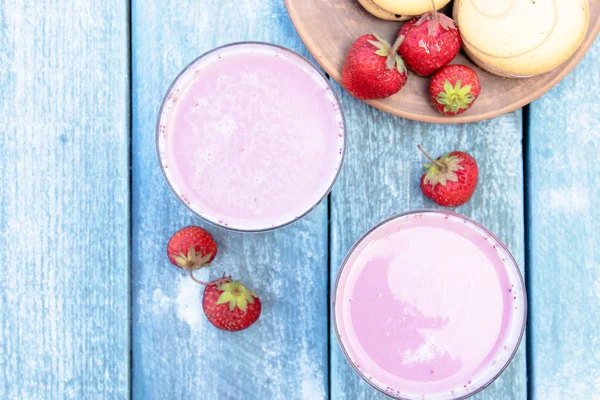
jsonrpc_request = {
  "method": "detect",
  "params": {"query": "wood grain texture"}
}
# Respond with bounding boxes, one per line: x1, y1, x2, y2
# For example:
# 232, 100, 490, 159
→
527, 37, 600, 400
329, 84, 527, 399
0, 1, 129, 399
131, 1, 328, 399
285, 0, 600, 124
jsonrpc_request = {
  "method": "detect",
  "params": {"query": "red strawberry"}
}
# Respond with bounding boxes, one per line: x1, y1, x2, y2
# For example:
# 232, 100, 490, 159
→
418, 145, 478, 207
203, 279, 261, 331
398, 12, 461, 77
429, 65, 481, 116
167, 226, 217, 271
342, 34, 408, 100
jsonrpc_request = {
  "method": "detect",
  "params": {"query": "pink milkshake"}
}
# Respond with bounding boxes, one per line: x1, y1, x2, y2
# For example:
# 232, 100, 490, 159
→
157, 42, 345, 231
334, 211, 526, 400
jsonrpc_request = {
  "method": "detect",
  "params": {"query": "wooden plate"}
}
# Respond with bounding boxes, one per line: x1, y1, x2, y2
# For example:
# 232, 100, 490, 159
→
285, 0, 600, 124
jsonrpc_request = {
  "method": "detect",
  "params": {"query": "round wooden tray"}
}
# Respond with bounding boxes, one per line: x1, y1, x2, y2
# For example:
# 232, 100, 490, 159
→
285, 0, 600, 124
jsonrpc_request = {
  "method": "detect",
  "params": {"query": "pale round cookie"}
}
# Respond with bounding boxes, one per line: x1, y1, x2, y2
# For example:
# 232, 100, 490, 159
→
456, 0, 590, 77
462, 44, 522, 78
357, 0, 412, 21
371, 0, 451, 16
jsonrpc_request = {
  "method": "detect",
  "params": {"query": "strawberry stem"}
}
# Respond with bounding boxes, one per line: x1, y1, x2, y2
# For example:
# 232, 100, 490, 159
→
430, 0, 436, 13
386, 35, 404, 70
390, 35, 404, 54
418, 144, 443, 169
188, 269, 232, 287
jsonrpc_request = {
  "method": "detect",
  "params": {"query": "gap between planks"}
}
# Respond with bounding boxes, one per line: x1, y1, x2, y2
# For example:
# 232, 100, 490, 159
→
522, 104, 533, 400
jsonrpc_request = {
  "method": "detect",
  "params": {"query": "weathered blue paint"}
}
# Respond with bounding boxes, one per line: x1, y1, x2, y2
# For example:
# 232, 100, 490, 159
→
527, 37, 600, 400
329, 83, 527, 399
1, 0, 599, 399
131, 1, 329, 399
0, 1, 129, 399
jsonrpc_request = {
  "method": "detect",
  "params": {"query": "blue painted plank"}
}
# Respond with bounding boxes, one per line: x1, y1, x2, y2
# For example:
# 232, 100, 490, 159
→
0, 1, 129, 399
131, 1, 329, 399
527, 37, 600, 399
330, 84, 527, 399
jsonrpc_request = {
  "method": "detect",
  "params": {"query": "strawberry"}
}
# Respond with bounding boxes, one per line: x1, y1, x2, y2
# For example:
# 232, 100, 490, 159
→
342, 34, 408, 100
418, 145, 478, 207
429, 65, 481, 116
203, 279, 261, 331
167, 226, 217, 271
398, 12, 461, 77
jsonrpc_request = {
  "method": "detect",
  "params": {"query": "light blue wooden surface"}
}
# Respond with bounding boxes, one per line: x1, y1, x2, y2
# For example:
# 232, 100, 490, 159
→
131, 1, 329, 399
1, 0, 600, 399
527, 36, 600, 400
329, 87, 526, 400
0, 0, 130, 399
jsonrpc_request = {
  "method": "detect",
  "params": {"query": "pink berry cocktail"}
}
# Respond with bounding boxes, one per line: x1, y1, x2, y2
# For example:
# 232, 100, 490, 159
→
157, 42, 345, 231
333, 210, 526, 400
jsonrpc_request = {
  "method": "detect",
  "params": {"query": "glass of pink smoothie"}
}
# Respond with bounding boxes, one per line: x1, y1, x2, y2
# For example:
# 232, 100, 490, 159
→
333, 210, 527, 400
157, 42, 345, 232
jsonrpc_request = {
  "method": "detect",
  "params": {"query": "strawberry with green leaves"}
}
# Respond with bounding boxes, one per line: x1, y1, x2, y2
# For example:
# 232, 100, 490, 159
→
418, 145, 478, 207
429, 64, 481, 116
167, 226, 261, 331
398, 11, 461, 77
167, 226, 217, 271
202, 279, 261, 331
342, 34, 408, 100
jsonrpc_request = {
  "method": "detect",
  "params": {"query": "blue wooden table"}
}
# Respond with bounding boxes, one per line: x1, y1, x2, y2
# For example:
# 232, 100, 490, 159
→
1, 1, 599, 399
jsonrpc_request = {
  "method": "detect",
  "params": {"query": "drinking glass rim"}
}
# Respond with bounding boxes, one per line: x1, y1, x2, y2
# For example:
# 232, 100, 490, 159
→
155, 41, 347, 233
331, 209, 528, 400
